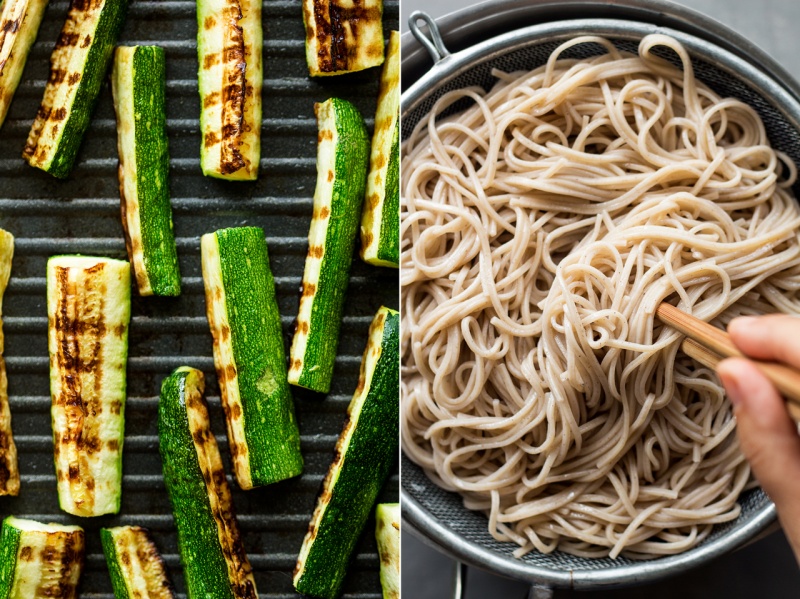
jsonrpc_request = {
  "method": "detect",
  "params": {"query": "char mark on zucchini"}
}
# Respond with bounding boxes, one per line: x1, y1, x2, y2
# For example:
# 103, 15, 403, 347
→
302, 0, 384, 76
0, 0, 49, 128
23, 0, 128, 177
47, 256, 131, 517
0, 229, 16, 496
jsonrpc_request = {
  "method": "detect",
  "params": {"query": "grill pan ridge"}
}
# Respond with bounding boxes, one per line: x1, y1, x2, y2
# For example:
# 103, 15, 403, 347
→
0, 1, 399, 597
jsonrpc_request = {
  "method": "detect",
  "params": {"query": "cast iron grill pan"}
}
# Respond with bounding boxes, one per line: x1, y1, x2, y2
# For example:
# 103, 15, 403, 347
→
0, 0, 399, 597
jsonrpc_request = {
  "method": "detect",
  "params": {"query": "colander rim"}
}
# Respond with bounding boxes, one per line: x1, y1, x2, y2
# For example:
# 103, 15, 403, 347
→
400, 15, 800, 590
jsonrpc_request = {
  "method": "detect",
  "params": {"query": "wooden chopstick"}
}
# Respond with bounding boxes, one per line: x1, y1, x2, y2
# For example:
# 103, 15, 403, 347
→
657, 303, 800, 422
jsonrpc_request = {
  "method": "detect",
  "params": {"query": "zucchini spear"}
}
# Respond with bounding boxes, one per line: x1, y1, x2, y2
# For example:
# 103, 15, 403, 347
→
201, 227, 303, 489
302, 0, 384, 76
101, 525, 174, 599
197, 0, 262, 179
288, 98, 370, 394
360, 31, 399, 268
0, 230, 17, 496
294, 307, 400, 599
47, 255, 131, 517
158, 367, 257, 599
112, 45, 181, 297
375, 503, 400, 599
0, 516, 85, 599
23, 0, 128, 177
0, 0, 49, 128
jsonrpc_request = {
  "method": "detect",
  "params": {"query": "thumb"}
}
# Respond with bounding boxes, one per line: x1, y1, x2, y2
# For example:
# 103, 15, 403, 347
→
718, 357, 800, 560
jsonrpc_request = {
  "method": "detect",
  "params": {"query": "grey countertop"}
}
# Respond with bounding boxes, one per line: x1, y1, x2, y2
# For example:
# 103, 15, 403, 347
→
400, 0, 800, 596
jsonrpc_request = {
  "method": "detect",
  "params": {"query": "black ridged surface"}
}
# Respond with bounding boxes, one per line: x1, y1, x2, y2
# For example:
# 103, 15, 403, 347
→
0, 0, 399, 597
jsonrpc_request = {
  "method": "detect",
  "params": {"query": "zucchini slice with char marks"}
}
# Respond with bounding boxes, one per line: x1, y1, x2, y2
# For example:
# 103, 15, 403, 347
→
201, 227, 303, 489
158, 367, 257, 599
47, 255, 131, 517
0, 516, 85, 599
375, 503, 399, 599
197, 0, 261, 180
23, 0, 128, 178
302, 0, 384, 76
361, 30, 399, 268
112, 45, 181, 297
0, 230, 18, 496
101, 525, 174, 599
0, 0, 49, 128
288, 98, 370, 394
294, 307, 400, 599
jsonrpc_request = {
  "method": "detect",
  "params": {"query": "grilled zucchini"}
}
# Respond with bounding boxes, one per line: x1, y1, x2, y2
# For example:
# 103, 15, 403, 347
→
288, 98, 370, 394
375, 503, 399, 599
158, 367, 257, 599
0, 230, 17, 496
0, 516, 85, 599
294, 307, 400, 599
112, 45, 181, 297
23, 0, 127, 177
302, 0, 384, 76
197, 0, 261, 180
47, 255, 131, 517
0, 0, 49, 128
360, 30, 399, 268
201, 227, 303, 489
101, 525, 174, 599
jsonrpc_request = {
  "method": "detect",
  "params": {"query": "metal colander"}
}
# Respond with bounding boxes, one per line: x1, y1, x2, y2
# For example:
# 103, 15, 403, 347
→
401, 4, 800, 595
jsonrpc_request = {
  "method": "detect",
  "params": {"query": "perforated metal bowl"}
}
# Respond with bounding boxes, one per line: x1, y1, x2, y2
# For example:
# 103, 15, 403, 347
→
401, 3, 800, 595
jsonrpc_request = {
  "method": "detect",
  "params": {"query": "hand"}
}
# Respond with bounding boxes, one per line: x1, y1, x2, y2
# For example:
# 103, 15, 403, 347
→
717, 315, 800, 563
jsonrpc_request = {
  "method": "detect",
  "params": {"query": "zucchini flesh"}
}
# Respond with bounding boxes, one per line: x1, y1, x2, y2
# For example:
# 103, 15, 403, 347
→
302, 0, 384, 76
288, 98, 370, 394
375, 503, 399, 599
23, 0, 127, 178
0, 0, 49, 128
294, 307, 400, 599
201, 227, 303, 489
112, 45, 181, 297
0, 230, 17, 496
360, 30, 399, 268
197, 0, 261, 180
101, 525, 174, 599
158, 367, 257, 599
0, 516, 85, 599
47, 255, 131, 517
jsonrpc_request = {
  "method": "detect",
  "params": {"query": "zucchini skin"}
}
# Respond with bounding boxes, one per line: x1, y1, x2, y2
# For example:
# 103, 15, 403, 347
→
0, 516, 85, 599
158, 367, 257, 599
302, 0, 384, 76
0, 230, 17, 496
23, 0, 128, 178
288, 98, 370, 394
197, 0, 261, 180
0, 0, 49, 128
375, 503, 399, 599
47, 255, 131, 517
112, 45, 181, 297
361, 30, 399, 268
101, 525, 174, 599
201, 227, 303, 489
294, 307, 400, 599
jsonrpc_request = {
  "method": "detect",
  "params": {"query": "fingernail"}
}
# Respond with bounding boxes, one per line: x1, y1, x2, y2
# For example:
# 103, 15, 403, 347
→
729, 316, 757, 335
718, 365, 744, 409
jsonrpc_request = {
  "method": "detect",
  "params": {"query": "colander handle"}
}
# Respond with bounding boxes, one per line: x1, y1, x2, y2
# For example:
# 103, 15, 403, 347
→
409, 11, 451, 63
450, 561, 555, 599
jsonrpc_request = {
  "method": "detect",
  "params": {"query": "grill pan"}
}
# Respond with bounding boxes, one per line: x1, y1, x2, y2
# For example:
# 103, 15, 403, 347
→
0, 0, 399, 597
401, 2, 800, 596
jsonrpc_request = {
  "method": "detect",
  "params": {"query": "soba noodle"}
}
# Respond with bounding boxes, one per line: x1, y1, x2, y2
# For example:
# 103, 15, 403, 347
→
401, 34, 800, 559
